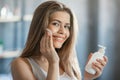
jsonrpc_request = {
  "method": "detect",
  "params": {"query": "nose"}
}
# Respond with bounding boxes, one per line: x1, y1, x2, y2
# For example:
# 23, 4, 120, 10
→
58, 25, 66, 34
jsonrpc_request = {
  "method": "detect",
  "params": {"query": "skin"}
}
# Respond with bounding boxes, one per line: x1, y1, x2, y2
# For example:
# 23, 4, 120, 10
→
11, 11, 108, 80
39, 11, 70, 80
11, 11, 70, 80
84, 53, 108, 80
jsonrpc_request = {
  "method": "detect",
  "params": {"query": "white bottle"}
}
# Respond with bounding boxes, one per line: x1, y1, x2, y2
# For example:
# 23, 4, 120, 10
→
85, 45, 106, 75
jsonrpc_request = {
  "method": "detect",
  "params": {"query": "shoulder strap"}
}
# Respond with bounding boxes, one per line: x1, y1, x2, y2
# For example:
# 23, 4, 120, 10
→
27, 57, 46, 80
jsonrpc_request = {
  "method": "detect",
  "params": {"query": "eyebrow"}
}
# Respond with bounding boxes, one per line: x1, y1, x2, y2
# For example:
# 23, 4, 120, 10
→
51, 19, 70, 25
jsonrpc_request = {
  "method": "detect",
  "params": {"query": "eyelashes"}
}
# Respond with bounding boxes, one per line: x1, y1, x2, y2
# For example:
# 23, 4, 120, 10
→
52, 22, 60, 27
51, 22, 71, 29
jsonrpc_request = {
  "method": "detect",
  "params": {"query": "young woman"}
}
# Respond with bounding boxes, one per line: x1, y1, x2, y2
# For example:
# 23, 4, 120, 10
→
11, 1, 108, 80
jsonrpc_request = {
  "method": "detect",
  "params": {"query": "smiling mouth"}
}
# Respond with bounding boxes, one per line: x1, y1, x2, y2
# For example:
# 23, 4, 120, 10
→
53, 36, 65, 43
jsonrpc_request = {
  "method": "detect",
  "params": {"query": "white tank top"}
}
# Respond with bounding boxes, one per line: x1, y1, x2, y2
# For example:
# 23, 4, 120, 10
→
27, 58, 77, 80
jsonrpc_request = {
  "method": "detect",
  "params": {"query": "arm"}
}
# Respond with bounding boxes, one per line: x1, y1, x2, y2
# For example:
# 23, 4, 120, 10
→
11, 57, 36, 80
11, 57, 59, 80
12, 29, 59, 80
46, 62, 59, 80
40, 29, 60, 80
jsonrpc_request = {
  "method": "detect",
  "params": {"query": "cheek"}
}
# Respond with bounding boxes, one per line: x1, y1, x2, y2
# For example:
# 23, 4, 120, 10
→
62, 31, 70, 43
47, 26, 58, 33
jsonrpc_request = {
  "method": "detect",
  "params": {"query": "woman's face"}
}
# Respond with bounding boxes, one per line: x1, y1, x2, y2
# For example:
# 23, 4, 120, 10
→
48, 11, 70, 48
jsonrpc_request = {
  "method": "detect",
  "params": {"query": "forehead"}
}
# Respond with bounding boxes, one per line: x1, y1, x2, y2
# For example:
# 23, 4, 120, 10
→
49, 11, 70, 23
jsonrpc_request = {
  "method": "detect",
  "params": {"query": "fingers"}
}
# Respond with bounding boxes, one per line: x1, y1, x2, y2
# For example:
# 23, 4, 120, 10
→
46, 30, 50, 49
96, 58, 106, 67
92, 62, 103, 71
92, 56, 108, 76
46, 28, 53, 49
49, 31, 54, 49
88, 53, 93, 60
96, 56, 108, 67
103, 56, 108, 63
92, 62, 102, 76
40, 31, 46, 53
40, 29, 53, 53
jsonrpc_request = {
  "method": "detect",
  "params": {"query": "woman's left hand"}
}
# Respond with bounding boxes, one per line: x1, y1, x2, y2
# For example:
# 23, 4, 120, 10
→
84, 53, 108, 80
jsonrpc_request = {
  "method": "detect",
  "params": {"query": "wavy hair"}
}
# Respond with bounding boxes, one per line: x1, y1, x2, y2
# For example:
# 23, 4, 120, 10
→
21, 1, 81, 79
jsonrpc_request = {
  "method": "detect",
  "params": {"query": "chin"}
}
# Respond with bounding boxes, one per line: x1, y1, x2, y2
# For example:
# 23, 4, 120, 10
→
54, 44, 63, 49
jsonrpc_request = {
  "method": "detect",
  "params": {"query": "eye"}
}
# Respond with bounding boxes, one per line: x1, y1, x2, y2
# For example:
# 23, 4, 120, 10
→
52, 22, 60, 27
64, 25, 71, 29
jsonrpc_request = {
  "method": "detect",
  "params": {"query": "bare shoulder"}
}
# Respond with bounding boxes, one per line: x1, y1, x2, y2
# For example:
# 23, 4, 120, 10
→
11, 57, 29, 72
11, 57, 28, 67
11, 57, 36, 80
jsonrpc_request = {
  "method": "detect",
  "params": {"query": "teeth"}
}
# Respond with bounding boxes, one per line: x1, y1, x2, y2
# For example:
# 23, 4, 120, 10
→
54, 37, 64, 41
56, 38, 63, 40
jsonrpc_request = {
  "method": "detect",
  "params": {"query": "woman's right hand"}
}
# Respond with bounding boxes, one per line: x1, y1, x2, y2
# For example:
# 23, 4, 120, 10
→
40, 29, 59, 64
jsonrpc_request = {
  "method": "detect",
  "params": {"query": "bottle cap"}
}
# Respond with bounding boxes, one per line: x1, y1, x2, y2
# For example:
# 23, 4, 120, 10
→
98, 44, 106, 54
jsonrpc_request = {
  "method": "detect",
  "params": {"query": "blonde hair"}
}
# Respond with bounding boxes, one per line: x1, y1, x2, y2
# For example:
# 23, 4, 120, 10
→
21, 1, 81, 79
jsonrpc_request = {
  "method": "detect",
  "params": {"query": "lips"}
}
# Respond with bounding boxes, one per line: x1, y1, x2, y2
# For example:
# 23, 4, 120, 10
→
53, 35, 65, 43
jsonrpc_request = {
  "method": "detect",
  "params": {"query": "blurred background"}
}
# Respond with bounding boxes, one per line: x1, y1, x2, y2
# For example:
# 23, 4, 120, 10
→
0, 0, 120, 80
